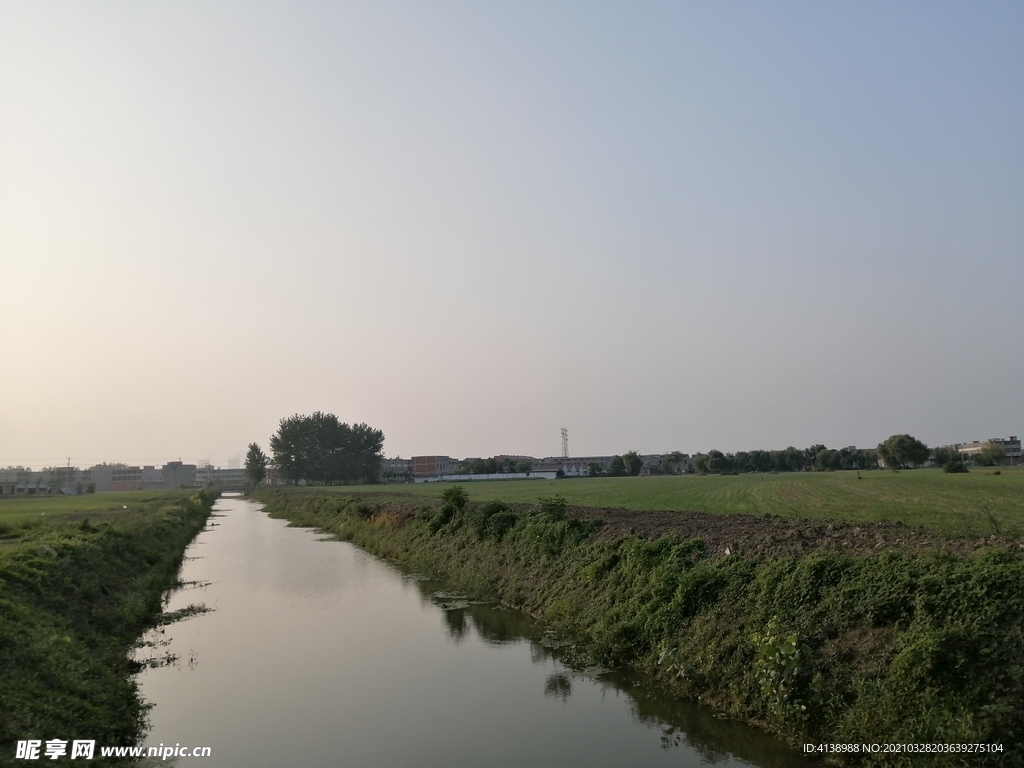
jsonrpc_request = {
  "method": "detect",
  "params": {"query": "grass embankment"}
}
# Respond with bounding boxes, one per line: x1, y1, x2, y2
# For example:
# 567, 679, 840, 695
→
337, 468, 1024, 538
256, 488, 1023, 765
0, 490, 215, 761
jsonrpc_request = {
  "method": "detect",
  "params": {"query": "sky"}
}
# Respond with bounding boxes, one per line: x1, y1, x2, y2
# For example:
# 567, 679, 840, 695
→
1, 1, 1022, 468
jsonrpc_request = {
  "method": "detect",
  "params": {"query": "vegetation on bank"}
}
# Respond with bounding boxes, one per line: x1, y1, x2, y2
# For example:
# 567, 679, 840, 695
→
256, 488, 1023, 765
324, 468, 1024, 538
0, 490, 215, 762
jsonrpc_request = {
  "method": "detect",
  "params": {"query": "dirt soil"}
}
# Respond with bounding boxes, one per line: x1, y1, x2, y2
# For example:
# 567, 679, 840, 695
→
561, 504, 1024, 559
329, 490, 1024, 560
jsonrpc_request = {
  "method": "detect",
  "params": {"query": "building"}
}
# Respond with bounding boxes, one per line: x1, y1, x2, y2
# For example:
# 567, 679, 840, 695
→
1, 458, 250, 496
0, 467, 46, 496
643, 453, 691, 475
414, 470, 558, 483
162, 461, 197, 489
196, 465, 248, 488
382, 457, 413, 481
411, 456, 458, 478
532, 454, 690, 476
957, 437, 1021, 466
532, 456, 610, 476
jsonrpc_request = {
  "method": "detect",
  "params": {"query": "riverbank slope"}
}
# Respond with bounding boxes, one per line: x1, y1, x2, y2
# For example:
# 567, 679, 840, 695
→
0, 490, 215, 761
256, 487, 1022, 765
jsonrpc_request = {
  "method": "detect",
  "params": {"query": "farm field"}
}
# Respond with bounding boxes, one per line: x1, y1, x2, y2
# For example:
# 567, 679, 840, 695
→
326, 467, 1024, 537
0, 490, 163, 525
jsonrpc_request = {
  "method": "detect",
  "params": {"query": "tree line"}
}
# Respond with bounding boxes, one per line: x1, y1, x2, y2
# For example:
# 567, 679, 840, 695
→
690, 445, 880, 475
246, 412, 384, 486
456, 457, 534, 475
690, 433, 1003, 475
244, 418, 1006, 486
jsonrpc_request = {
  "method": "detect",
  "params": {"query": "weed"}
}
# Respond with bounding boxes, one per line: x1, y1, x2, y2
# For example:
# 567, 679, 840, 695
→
0, 490, 214, 759
255, 487, 1024, 760
753, 617, 812, 729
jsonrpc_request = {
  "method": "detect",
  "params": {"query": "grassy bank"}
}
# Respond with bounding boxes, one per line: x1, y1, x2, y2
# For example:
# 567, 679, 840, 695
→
329, 468, 1024, 537
257, 488, 1023, 766
0, 490, 215, 763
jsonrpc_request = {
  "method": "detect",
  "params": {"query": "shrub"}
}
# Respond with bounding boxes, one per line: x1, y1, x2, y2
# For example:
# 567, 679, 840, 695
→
440, 485, 469, 513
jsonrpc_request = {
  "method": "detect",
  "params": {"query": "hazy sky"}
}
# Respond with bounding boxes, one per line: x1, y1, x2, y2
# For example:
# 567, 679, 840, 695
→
2, 2, 1022, 468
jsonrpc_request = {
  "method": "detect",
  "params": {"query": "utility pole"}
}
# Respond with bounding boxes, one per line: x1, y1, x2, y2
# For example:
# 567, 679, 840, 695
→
561, 428, 569, 459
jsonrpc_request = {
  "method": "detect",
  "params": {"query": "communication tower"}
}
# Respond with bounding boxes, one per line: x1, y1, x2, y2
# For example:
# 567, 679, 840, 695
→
561, 427, 569, 459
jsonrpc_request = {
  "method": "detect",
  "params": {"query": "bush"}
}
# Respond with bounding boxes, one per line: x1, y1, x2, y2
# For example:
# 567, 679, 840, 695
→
465, 501, 514, 540
440, 485, 469, 513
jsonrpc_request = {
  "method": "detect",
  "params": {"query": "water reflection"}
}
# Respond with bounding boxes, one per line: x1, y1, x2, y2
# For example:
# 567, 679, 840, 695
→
442, 606, 470, 641
139, 497, 811, 768
544, 673, 573, 701
397, 567, 809, 766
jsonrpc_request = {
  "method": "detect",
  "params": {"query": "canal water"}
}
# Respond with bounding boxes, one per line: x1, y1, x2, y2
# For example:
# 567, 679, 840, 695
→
137, 495, 810, 767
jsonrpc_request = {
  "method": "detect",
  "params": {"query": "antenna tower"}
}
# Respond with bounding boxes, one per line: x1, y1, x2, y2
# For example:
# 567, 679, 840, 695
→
561, 427, 569, 459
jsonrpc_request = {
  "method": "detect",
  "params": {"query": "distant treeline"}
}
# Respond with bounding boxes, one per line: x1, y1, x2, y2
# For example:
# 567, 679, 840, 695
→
691, 445, 879, 474
457, 457, 534, 475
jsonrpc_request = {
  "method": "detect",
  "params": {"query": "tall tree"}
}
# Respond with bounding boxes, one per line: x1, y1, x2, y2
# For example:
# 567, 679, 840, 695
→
976, 442, 1005, 467
245, 443, 268, 487
662, 451, 686, 475
623, 450, 644, 476
933, 445, 961, 468
877, 434, 929, 469
691, 453, 709, 475
270, 412, 384, 485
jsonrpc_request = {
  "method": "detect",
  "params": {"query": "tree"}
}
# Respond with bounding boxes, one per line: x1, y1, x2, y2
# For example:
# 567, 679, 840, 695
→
782, 447, 803, 472
514, 460, 533, 475
245, 443, 268, 487
662, 451, 686, 475
877, 434, 929, 469
814, 448, 840, 471
933, 446, 961, 469
734, 451, 751, 473
975, 442, 1006, 467
269, 412, 384, 485
588, 462, 603, 477
706, 449, 726, 474
856, 449, 878, 470
804, 445, 827, 471
608, 456, 627, 476
623, 450, 644, 476
691, 453, 709, 475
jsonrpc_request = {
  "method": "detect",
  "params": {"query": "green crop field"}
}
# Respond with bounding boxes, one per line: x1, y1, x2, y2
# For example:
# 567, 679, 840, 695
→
324, 468, 1024, 537
0, 491, 164, 525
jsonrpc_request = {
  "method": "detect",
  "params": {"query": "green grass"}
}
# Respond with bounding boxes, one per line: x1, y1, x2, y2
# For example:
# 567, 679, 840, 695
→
0, 492, 170, 525
0, 490, 215, 765
329, 468, 1024, 537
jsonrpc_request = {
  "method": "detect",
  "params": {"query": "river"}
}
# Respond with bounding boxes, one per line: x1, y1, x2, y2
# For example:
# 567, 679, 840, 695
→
136, 495, 811, 767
